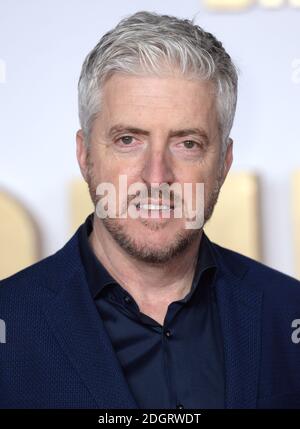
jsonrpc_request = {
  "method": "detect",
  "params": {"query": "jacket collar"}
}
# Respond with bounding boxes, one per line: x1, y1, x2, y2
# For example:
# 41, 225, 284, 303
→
42, 229, 138, 408
42, 226, 263, 409
211, 241, 263, 409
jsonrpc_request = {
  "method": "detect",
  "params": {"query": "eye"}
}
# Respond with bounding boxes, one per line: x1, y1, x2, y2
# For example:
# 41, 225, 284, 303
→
182, 140, 200, 150
114, 135, 143, 152
119, 135, 134, 145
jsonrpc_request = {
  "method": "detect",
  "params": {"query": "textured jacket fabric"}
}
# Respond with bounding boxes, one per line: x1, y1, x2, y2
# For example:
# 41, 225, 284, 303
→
1, 226, 300, 409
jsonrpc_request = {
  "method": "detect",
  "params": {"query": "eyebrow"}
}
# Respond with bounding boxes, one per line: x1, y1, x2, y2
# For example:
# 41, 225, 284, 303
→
107, 124, 210, 145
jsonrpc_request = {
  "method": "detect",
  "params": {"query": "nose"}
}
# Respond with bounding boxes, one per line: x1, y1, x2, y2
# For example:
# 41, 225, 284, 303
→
140, 147, 175, 187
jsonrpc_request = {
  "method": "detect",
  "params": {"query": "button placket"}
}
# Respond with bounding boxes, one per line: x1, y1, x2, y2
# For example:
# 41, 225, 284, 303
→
164, 329, 172, 338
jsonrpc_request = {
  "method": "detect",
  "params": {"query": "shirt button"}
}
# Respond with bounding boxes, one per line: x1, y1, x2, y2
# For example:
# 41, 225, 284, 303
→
124, 295, 132, 304
176, 404, 184, 410
164, 329, 172, 338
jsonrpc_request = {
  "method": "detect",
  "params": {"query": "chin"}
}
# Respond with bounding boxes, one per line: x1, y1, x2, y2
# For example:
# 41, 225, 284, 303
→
135, 218, 185, 237
102, 215, 200, 264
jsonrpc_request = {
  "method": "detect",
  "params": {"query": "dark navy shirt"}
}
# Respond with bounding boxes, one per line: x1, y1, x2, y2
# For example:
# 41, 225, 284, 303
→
78, 213, 225, 409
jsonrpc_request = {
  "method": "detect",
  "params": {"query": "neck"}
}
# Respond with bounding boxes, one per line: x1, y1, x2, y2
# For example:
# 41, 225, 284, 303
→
89, 217, 202, 324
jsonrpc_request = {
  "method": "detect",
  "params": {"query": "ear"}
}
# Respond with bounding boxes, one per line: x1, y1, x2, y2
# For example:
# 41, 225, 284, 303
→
220, 137, 233, 186
76, 129, 89, 182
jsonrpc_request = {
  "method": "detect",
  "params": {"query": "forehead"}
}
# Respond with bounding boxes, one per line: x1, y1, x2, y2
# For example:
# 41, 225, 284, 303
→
100, 73, 217, 126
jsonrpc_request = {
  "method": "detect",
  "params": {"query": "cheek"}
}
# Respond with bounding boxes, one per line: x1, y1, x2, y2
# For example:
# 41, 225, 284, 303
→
88, 151, 121, 184
181, 161, 221, 203
177, 165, 210, 190
95, 148, 143, 182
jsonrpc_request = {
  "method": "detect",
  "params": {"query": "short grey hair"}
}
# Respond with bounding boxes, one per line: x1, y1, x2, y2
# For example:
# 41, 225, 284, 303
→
78, 11, 238, 152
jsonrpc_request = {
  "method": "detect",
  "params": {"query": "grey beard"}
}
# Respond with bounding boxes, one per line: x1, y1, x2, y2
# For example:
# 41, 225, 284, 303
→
102, 215, 200, 264
86, 162, 223, 264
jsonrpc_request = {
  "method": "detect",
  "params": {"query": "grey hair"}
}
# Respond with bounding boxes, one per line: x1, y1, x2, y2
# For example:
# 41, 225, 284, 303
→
78, 11, 238, 153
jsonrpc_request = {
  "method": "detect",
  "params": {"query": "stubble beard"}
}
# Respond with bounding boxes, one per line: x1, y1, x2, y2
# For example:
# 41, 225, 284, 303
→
85, 158, 223, 265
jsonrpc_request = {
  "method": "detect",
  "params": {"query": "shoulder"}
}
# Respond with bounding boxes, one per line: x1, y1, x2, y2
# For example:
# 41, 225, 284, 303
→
0, 230, 81, 304
211, 241, 300, 299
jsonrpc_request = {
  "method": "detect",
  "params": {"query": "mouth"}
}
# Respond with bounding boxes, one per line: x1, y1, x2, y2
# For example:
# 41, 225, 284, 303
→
135, 201, 174, 211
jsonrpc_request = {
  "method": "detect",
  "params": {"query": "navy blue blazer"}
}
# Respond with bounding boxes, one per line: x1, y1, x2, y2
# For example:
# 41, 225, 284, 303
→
1, 227, 300, 409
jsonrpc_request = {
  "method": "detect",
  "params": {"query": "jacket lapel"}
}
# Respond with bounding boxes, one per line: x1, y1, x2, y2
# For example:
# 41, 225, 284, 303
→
42, 228, 263, 409
42, 232, 138, 409
212, 244, 263, 409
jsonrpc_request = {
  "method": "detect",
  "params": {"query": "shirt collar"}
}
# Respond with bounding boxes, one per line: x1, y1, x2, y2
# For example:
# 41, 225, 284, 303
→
78, 212, 218, 300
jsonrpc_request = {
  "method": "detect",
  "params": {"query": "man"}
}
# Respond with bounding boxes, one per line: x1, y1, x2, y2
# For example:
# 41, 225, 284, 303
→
1, 11, 300, 409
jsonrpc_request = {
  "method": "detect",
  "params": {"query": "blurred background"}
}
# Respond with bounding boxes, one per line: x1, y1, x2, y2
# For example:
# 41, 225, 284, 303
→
0, 0, 299, 280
